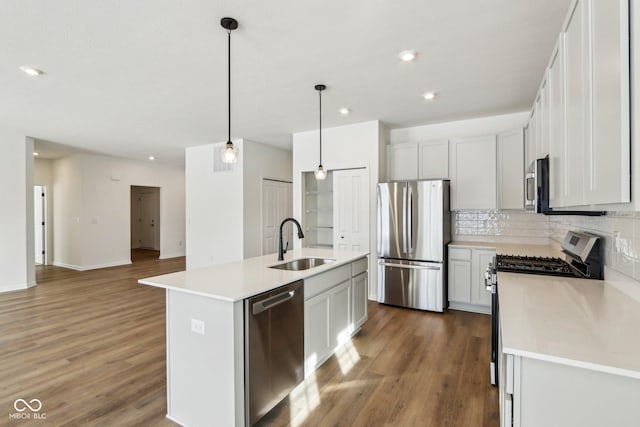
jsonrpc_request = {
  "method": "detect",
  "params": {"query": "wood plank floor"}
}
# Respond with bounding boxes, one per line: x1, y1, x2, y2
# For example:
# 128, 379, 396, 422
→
0, 258, 498, 426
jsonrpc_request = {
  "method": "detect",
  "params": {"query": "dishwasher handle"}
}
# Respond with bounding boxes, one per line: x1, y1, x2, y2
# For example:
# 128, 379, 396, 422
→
252, 290, 296, 315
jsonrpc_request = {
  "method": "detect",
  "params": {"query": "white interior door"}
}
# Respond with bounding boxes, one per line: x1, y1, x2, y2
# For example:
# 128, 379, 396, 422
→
262, 179, 293, 255
34, 186, 46, 265
333, 169, 369, 251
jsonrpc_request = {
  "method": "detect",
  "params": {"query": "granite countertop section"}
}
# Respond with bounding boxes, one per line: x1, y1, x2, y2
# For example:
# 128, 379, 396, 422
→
498, 271, 640, 379
138, 248, 369, 302
450, 241, 563, 258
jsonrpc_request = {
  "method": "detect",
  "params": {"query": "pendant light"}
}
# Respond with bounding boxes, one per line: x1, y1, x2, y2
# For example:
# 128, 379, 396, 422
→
314, 84, 327, 180
221, 17, 239, 163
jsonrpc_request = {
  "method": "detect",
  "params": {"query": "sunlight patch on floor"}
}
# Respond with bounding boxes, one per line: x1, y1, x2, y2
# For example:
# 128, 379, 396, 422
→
289, 372, 321, 427
335, 340, 360, 375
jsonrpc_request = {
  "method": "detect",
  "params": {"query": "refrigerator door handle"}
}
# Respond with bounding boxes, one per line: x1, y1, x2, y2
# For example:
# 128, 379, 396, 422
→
402, 185, 408, 254
407, 184, 414, 253
379, 261, 441, 271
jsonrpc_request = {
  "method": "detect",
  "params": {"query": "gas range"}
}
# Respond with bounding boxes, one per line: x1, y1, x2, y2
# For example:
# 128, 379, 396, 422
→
496, 254, 577, 277
493, 231, 603, 280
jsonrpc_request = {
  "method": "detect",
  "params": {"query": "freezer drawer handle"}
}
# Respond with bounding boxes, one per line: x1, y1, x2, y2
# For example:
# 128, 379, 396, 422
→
379, 261, 441, 271
252, 290, 296, 315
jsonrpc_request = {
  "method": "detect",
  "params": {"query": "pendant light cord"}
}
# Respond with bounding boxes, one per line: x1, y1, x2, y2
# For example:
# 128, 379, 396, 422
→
227, 29, 231, 144
319, 88, 322, 165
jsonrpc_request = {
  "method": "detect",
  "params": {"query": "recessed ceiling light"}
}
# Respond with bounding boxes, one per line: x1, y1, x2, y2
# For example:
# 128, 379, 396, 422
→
148, 156, 155, 161
339, 108, 350, 115
33, 152, 39, 156
19, 66, 44, 77
423, 92, 437, 100
398, 50, 417, 62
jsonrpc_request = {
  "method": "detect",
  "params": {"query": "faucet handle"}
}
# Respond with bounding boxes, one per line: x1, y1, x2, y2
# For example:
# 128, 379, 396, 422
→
284, 241, 289, 254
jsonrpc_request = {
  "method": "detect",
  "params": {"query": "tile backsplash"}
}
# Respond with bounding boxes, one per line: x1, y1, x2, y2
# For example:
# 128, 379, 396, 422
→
453, 210, 550, 244
453, 210, 640, 281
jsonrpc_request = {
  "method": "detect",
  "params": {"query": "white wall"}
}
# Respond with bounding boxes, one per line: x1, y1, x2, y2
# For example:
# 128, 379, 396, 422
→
0, 131, 35, 292
242, 140, 293, 259
186, 141, 245, 270
34, 158, 55, 264
185, 140, 293, 269
293, 120, 387, 299
52, 153, 185, 270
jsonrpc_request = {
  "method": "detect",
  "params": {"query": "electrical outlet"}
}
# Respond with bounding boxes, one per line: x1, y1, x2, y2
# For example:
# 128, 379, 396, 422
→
191, 318, 205, 335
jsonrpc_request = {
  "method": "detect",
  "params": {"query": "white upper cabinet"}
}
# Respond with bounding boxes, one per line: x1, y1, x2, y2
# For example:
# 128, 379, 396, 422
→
586, 0, 630, 204
535, 78, 549, 159
548, 34, 568, 208
497, 129, 524, 210
387, 143, 418, 180
388, 140, 449, 181
450, 135, 497, 210
418, 140, 449, 179
539, 0, 630, 209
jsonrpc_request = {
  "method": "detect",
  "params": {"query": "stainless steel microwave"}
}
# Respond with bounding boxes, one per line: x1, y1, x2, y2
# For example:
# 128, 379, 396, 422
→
525, 156, 605, 216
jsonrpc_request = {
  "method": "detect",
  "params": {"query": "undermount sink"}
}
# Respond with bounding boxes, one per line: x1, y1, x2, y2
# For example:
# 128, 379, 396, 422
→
269, 257, 335, 271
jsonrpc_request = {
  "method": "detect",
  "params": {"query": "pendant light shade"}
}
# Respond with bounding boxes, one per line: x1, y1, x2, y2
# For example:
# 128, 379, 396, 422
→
221, 17, 239, 164
314, 84, 327, 180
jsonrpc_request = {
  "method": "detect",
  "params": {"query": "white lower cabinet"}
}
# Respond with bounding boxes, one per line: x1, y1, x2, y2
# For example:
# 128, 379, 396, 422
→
448, 246, 495, 313
351, 271, 368, 331
304, 257, 368, 376
500, 353, 640, 427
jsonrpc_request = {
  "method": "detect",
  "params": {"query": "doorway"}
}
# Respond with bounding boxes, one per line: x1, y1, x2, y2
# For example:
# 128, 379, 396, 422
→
261, 179, 293, 255
34, 185, 47, 265
130, 186, 160, 262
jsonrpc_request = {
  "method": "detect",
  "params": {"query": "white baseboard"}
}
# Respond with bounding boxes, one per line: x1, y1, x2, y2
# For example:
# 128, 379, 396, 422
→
53, 259, 132, 271
448, 301, 491, 315
159, 252, 186, 260
0, 281, 36, 293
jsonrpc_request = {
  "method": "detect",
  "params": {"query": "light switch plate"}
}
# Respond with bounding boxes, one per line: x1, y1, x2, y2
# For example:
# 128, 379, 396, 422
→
191, 318, 205, 335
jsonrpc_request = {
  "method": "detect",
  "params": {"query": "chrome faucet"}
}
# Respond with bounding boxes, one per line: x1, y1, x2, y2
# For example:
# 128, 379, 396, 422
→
278, 218, 305, 261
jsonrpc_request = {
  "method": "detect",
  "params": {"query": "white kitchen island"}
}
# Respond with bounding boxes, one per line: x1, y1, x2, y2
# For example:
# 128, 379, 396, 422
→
139, 248, 369, 427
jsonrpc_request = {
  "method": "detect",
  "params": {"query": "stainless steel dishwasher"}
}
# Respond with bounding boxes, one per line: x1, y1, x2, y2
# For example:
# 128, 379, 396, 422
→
245, 280, 304, 426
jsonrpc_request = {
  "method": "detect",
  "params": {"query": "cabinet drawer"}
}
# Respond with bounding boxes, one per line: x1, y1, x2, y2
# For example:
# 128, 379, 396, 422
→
449, 247, 471, 260
304, 264, 351, 300
352, 257, 368, 277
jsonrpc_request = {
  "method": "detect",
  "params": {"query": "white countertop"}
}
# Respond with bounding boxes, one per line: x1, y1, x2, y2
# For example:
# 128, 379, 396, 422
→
498, 271, 640, 379
138, 248, 369, 302
450, 240, 563, 258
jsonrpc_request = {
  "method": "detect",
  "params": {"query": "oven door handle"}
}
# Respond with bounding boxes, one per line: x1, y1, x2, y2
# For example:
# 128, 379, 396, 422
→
485, 265, 497, 293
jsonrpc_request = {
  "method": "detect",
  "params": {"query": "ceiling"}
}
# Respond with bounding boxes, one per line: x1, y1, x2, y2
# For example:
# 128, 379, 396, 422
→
1, 0, 572, 166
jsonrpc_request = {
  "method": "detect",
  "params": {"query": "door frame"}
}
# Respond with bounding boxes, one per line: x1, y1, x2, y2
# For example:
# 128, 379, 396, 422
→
260, 178, 293, 256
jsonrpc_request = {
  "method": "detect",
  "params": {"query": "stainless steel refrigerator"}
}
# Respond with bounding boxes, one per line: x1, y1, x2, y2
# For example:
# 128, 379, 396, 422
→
377, 180, 450, 312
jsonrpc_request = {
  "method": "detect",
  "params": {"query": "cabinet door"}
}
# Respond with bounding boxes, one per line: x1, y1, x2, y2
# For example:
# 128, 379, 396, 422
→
586, 0, 630, 204
387, 143, 418, 180
528, 109, 538, 171
352, 271, 368, 331
548, 35, 567, 208
497, 129, 524, 210
304, 291, 332, 375
419, 140, 449, 179
563, 0, 587, 207
471, 249, 495, 307
330, 280, 351, 349
537, 79, 549, 158
448, 259, 471, 304
449, 136, 497, 210
333, 169, 369, 251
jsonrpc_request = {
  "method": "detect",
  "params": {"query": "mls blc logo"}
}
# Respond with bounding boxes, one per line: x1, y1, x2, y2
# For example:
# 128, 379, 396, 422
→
9, 399, 46, 420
